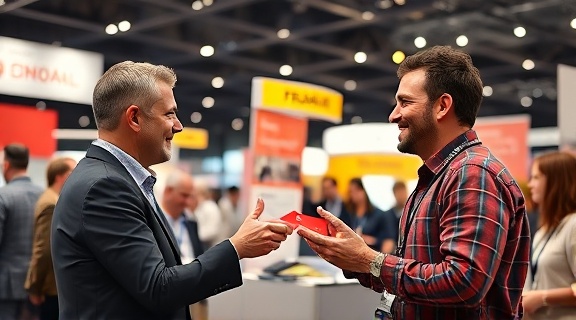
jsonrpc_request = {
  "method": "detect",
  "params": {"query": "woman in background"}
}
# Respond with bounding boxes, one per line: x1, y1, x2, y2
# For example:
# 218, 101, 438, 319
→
346, 178, 396, 253
522, 151, 576, 319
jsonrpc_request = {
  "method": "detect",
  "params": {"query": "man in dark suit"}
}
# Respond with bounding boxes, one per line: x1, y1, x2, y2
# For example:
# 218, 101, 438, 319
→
52, 61, 293, 320
160, 170, 207, 320
316, 177, 352, 227
0, 144, 43, 320
381, 180, 408, 253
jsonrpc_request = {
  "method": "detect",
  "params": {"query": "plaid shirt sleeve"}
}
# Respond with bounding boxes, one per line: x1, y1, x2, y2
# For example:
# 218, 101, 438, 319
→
347, 163, 513, 306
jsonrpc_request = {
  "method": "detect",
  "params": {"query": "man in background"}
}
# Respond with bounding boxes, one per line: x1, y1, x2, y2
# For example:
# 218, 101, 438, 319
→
316, 177, 351, 227
218, 186, 242, 240
381, 180, 408, 253
0, 144, 43, 319
25, 157, 76, 320
194, 182, 223, 249
160, 170, 207, 320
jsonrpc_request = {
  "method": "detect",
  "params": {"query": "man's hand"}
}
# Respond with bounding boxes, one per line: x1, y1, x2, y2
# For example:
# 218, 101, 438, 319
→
29, 294, 44, 306
298, 206, 377, 273
230, 198, 293, 259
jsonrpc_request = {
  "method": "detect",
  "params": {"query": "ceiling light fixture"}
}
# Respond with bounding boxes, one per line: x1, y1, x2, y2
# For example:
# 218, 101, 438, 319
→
105, 24, 118, 35
522, 59, 535, 70
190, 112, 202, 123
392, 50, 405, 64
571, 18, 576, 29
378, 0, 393, 9
191, 1, 203, 10
200, 45, 214, 57
351, 116, 363, 124
361, 11, 374, 21
414, 36, 426, 48
520, 96, 533, 107
78, 116, 91, 128
532, 88, 543, 98
118, 20, 131, 32
513, 26, 526, 38
277, 28, 290, 39
456, 35, 468, 47
202, 0, 213, 6
279, 65, 293, 76
211, 77, 224, 88
202, 97, 215, 108
393, 0, 406, 5
231, 118, 244, 131
344, 80, 357, 91
482, 86, 493, 97
354, 51, 367, 63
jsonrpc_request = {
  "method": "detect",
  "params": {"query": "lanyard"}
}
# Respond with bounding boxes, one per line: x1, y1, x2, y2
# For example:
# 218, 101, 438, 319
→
395, 167, 449, 257
395, 138, 480, 258
530, 227, 557, 283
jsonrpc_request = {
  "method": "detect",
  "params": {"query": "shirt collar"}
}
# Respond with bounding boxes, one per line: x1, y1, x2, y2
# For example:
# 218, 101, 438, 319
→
422, 130, 481, 175
92, 139, 155, 189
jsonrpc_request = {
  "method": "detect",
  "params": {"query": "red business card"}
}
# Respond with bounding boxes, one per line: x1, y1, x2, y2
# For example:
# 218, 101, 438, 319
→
280, 211, 329, 236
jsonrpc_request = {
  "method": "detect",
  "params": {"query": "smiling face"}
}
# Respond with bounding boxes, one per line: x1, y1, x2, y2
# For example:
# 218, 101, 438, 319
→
389, 69, 439, 158
139, 81, 183, 167
528, 161, 546, 206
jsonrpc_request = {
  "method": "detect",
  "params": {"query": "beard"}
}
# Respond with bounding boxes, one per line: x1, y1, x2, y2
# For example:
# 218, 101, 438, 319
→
397, 106, 437, 156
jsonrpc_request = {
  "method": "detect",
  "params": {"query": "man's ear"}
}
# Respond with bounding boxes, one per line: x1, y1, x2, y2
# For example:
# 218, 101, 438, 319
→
436, 93, 453, 121
126, 105, 141, 132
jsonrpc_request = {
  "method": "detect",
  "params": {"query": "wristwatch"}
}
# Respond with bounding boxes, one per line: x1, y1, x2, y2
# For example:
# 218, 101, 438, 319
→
370, 253, 386, 277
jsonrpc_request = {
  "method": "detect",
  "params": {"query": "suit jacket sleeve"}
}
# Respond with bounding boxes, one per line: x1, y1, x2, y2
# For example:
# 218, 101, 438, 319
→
81, 176, 242, 313
25, 204, 54, 295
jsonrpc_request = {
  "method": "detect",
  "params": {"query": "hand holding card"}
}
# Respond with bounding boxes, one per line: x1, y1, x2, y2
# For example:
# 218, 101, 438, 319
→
280, 211, 329, 236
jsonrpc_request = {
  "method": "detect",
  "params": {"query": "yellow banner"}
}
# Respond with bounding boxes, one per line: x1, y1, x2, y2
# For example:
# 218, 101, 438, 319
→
252, 77, 343, 123
172, 127, 208, 149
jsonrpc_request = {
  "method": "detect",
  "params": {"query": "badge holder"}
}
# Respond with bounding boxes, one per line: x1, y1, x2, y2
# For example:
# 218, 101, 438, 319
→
374, 290, 395, 320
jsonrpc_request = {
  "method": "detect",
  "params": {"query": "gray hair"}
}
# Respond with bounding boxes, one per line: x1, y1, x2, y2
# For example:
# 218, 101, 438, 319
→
92, 61, 177, 130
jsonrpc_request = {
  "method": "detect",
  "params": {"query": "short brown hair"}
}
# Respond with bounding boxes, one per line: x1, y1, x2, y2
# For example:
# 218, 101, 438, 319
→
92, 61, 177, 130
397, 46, 483, 127
3, 143, 29, 170
46, 157, 75, 187
534, 151, 576, 231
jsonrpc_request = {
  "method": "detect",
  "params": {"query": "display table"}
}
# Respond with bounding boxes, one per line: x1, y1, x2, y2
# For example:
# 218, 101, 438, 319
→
208, 276, 380, 320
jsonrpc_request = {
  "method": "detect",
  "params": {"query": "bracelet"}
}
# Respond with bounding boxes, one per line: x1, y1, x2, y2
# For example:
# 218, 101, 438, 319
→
541, 292, 548, 307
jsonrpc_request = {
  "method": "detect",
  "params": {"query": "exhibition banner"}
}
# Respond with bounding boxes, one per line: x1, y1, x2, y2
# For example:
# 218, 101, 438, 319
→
0, 36, 103, 104
475, 115, 530, 182
0, 103, 57, 157
172, 127, 208, 149
251, 77, 343, 123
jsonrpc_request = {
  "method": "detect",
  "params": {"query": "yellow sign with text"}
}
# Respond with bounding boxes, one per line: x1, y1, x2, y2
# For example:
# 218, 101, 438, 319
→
252, 77, 343, 123
172, 127, 208, 149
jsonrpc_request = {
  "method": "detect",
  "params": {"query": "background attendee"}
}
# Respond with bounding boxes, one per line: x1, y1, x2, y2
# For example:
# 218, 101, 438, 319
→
194, 181, 224, 249
298, 46, 530, 319
25, 157, 76, 320
160, 170, 207, 320
522, 151, 576, 319
0, 144, 43, 320
315, 176, 352, 227
52, 61, 292, 320
218, 186, 243, 240
381, 180, 408, 253
346, 177, 395, 252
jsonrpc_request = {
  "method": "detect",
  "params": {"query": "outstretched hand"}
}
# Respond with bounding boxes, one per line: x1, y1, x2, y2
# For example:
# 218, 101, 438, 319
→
297, 206, 376, 273
229, 198, 293, 259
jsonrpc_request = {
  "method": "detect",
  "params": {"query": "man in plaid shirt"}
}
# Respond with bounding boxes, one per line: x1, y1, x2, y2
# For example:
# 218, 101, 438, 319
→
298, 46, 530, 319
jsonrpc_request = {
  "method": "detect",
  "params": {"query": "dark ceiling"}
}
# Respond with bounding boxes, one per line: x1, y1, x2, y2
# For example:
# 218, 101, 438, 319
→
1, 0, 574, 152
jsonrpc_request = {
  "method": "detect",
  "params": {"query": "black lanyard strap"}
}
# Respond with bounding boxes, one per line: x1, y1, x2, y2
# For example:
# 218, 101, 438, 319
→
530, 226, 557, 283
395, 138, 481, 258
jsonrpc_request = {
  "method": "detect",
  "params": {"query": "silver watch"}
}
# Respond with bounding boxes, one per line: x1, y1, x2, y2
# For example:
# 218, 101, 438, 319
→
369, 253, 385, 277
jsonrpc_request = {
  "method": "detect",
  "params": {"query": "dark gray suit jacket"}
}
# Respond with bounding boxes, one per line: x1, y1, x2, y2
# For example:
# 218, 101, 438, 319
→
0, 176, 42, 300
52, 146, 242, 320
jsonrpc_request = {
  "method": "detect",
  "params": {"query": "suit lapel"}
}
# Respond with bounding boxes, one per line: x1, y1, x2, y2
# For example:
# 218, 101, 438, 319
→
85, 145, 183, 265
